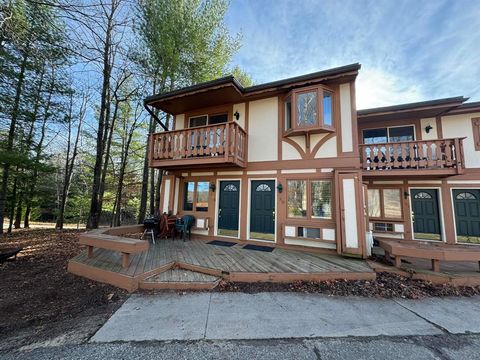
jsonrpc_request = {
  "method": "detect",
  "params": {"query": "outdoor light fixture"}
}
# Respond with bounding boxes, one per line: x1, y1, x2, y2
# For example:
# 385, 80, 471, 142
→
209, 183, 216, 192
404, 191, 410, 199
425, 124, 433, 133
277, 183, 283, 193
234, 111, 240, 120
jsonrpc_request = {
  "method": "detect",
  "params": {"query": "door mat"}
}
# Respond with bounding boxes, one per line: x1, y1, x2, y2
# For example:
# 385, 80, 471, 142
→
242, 244, 274, 252
207, 240, 237, 247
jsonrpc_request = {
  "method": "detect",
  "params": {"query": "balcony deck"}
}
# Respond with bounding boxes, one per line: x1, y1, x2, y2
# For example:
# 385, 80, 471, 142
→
149, 122, 247, 169
360, 138, 465, 177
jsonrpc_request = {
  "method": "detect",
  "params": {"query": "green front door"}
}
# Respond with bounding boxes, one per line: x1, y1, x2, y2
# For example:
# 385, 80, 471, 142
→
453, 189, 480, 244
411, 189, 441, 241
218, 181, 240, 237
250, 180, 275, 241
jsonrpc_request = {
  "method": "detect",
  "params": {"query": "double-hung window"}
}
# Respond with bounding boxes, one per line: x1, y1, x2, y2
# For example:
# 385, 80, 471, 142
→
287, 179, 332, 219
284, 86, 335, 134
367, 188, 402, 219
183, 181, 209, 212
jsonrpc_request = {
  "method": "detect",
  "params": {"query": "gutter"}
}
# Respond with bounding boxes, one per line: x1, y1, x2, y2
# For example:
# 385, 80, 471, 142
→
144, 102, 168, 131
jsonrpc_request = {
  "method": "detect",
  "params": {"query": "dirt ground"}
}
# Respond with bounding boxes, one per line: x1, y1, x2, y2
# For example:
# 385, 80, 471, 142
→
0, 229, 127, 353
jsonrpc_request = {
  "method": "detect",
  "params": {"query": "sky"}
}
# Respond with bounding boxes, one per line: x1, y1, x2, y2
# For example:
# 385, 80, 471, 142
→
225, 0, 480, 109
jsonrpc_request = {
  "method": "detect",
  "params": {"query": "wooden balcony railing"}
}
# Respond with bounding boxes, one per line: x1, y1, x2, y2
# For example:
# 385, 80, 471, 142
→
149, 122, 247, 168
360, 138, 465, 175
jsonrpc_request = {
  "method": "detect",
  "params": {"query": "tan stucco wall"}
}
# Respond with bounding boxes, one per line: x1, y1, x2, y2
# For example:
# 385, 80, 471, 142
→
282, 141, 302, 160
314, 136, 337, 158
174, 114, 185, 130
233, 102, 246, 129
420, 117, 438, 140
248, 97, 278, 162
441, 112, 480, 168
340, 83, 353, 152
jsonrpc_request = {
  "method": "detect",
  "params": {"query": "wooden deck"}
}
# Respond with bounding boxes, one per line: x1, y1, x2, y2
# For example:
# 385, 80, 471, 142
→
68, 239, 375, 292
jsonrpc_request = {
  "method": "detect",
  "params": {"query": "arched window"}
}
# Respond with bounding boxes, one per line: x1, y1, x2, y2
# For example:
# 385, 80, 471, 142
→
223, 184, 238, 192
456, 192, 476, 200
414, 192, 432, 199
256, 184, 272, 192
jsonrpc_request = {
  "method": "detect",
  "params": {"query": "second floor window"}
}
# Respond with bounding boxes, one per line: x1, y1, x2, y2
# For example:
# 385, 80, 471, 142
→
284, 86, 334, 132
189, 113, 228, 128
362, 125, 415, 144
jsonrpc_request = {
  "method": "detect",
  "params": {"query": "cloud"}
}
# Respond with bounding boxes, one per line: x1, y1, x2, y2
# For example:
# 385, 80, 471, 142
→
227, 0, 480, 106
356, 67, 424, 109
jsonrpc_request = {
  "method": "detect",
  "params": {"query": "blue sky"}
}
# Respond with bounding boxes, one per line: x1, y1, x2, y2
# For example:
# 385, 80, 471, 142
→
225, 0, 480, 109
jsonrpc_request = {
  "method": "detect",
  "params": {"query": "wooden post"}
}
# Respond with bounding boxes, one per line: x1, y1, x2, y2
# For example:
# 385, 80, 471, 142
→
87, 245, 94, 258
122, 252, 130, 268
394, 256, 402, 268
431, 259, 440, 272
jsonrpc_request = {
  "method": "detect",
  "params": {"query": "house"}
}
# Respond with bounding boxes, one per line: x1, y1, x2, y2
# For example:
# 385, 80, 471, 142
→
144, 62, 480, 268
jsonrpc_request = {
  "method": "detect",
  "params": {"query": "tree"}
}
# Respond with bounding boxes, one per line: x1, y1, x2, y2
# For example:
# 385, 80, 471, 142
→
134, 0, 241, 222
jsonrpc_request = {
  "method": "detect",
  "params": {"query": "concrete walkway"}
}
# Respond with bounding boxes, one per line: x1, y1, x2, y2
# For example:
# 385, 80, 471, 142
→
91, 293, 480, 343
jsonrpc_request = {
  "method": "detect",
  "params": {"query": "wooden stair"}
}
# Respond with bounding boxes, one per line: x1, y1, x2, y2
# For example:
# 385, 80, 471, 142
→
139, 268, 221, 290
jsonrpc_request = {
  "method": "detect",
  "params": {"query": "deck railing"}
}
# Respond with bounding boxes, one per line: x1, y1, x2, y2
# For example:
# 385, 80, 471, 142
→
149, 122, 247, 167
360, 138, 465, 173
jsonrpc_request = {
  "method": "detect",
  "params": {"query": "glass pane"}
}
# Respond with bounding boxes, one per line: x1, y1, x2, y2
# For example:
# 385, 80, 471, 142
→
189, 115, 207, 127
195, 182, 209, 212
368, 189, 381, 217
388, 126, 415, 142
209, 114, 228, 125
183, 182, 194, 211
298, 227, 321, 239
296, 91, 317, 127
311, 180, 332, 219
256, 184, 272, 192
323, 92, 333, 126
363, 128, 387, 144
285, 97, 292, 130
383, 189, 401, 218
287, 180, 307, 217
195, 181, 210, 211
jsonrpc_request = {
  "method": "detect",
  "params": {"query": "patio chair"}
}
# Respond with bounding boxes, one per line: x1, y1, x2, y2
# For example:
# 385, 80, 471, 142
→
173, 215, 195, 242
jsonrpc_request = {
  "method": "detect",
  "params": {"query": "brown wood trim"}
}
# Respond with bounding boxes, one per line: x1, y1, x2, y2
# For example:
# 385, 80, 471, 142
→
435, 116, 443, 139
472, 117, 480, 151
282, 137, 307, 159
308, 132, 336, 159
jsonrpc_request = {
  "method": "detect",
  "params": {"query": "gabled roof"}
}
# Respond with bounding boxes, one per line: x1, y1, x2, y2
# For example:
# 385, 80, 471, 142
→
144, 63, 361, 114
357, 96, 469, 122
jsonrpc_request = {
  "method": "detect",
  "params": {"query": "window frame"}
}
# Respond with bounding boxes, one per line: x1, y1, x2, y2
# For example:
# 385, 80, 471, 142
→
283, 84, 336, 135
182, 180, 211, 213
367, 187, 403, 220
362, 124, 416, 144
286, 178, 333, 220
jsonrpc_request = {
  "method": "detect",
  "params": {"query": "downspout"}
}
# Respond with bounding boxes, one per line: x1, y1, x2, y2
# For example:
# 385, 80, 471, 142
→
144, 101, 168, 131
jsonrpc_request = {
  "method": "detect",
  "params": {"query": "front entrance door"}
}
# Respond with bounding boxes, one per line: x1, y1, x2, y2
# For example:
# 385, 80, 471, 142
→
250, 180, 275, 241
218, 181, 240, 237
453, 189, 480, 244
411, 189, 441, 241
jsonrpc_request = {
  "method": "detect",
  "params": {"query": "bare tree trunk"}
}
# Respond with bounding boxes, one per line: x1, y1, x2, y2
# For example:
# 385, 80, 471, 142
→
154, 169, 163, 215
14, 199, 21, 229
87, 1, 118, 229
0, 49, 28, 236
7, 176, 17, 233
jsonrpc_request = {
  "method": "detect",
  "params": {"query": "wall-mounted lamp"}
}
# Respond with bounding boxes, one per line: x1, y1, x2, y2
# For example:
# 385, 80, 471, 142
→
209, 183, 216, 192
277, 183, 283, 193
234, 111, 240, 120
404, 191, 410, 199
425, 124, 433, 134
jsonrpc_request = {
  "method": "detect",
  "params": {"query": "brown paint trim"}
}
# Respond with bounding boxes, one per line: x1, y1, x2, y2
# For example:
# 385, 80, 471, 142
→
308, 133, 336, 159
435, 116, 443, 139
282, 137, 307, 158
472, 117, 480, 151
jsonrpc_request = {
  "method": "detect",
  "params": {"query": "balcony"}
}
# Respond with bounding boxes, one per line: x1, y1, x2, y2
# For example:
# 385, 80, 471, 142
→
149, 122, 247, 169
360, 138, 465, 177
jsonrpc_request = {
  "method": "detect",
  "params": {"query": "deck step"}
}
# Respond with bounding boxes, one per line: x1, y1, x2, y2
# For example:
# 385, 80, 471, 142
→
139, 268, 221, 290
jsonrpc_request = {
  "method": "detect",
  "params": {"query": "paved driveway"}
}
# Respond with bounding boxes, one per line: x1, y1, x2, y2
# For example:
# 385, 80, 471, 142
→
91, 293, 480, 342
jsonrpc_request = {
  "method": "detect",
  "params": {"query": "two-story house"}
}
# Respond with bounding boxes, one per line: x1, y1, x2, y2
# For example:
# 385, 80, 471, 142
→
145, 63, 480, 267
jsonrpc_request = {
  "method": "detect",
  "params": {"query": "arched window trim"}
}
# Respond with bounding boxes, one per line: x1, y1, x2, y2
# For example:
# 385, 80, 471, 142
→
255, 183, 272, 192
